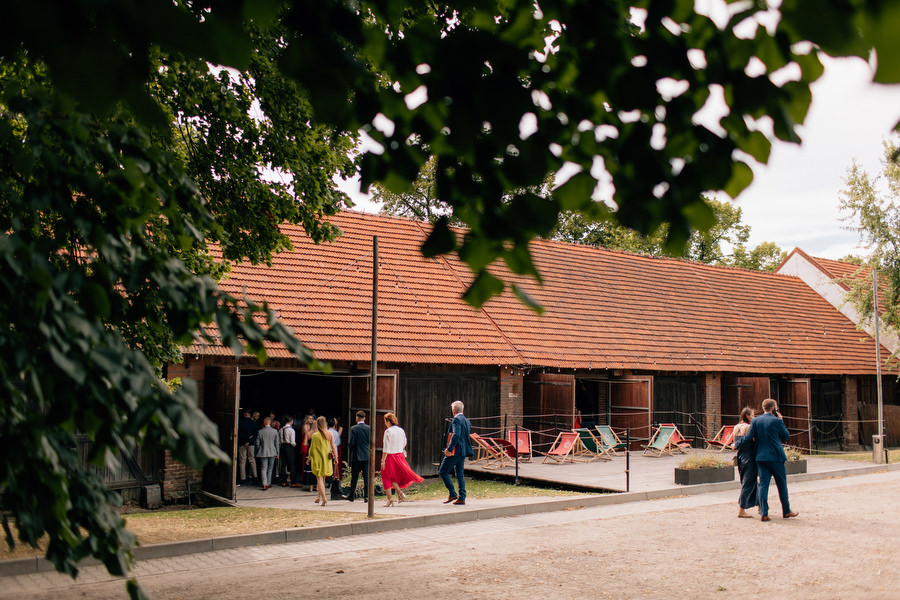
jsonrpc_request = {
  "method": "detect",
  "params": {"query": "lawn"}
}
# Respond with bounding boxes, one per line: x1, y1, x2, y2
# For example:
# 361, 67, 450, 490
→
1, 478, 581, 561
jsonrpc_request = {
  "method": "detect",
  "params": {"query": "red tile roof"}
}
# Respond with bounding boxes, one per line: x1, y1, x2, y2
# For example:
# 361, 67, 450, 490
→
193, 211, 889, 375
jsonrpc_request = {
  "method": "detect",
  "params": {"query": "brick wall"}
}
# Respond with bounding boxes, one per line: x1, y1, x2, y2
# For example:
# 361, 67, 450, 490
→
702, 372, 722, 438
842, 375, 861, 450
161, 450, 203, 500
163, 360, 207, 499
499, 367, 524, 433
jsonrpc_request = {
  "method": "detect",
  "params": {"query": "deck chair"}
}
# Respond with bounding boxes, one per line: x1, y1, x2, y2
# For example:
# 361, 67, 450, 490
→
542, 431, 582, 464
507, 429, 533, 462
491, 438, 522, 464
469, 433, 510, 469
660, 423, 693, 453
642, 425, 677, 457
573, 428, 612, 461
594, 425, 628, 455
705, 425, 736, 452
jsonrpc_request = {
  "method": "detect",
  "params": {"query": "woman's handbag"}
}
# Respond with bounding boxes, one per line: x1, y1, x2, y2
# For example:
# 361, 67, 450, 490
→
330, 478, 343, 500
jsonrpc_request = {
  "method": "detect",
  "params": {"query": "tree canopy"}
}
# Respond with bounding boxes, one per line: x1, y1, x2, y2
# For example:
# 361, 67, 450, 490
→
2, 0, 900, 595
839, 140, 900, 340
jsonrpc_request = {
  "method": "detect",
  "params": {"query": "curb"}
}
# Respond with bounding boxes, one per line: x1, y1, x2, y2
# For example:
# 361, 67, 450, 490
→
3, 462, 898, 577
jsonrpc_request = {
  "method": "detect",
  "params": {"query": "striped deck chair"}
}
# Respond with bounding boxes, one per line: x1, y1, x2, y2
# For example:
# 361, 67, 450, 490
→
705, 425, 736, 452
660, 423, 693, 453
542, 431, 582, 464
469, 433, 509, 469
642, 425, 677, 457
595, 425, 628, 455
507, 429, 533, 462
573, 428, 612, 461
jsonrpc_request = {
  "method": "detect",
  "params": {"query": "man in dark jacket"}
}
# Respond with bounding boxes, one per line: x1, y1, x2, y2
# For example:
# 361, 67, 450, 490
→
440, 400, 473, 505
344, 410, 370, 501
237, 410, 259, 485
745, 398, 799, 521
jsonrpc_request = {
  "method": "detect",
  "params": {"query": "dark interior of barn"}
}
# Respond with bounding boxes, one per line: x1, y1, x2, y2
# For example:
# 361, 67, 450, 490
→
238, 370, 347, 428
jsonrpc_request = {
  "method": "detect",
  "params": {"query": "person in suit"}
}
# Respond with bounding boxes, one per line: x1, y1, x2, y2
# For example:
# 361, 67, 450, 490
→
745, 398, 799, 521
343, 410, 370, 501
440, 400, 473, 505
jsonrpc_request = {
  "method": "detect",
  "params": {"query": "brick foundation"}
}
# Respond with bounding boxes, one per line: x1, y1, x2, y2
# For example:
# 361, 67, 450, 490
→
499, 367, 524, 434
703, 372, 722, 439
842, 376, 861, 450
162, 450, 203, 501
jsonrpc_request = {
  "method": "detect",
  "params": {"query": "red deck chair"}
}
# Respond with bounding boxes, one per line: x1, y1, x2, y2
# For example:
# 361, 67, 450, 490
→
705, 425, 736, 452
507, 429, 533, 462
660, 423, 693, 453
469, 433, 510, 469
542, 431, 582, 464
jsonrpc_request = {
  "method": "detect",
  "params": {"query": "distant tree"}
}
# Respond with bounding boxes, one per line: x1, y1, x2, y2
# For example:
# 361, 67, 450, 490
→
554, 198, 785, 270
373, 156, 460, 225
839, 140, 900, 335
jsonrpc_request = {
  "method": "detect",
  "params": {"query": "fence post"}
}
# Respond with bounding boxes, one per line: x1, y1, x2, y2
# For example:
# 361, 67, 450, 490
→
514, 423, 520, 486
625, 428, 630, 493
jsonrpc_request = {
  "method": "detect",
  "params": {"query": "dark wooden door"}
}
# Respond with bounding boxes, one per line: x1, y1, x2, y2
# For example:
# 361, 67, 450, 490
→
523, 372, 575, 443
608, 377, 652, 446
349, 370, 398, 466
653, 376, 702, 443
778, 379, 811, 450
722, 376, 770, 422
202, 366, 238, 500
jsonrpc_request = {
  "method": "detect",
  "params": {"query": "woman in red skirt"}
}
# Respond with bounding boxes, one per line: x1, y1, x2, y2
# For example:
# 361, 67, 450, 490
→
380, 412, 423, 506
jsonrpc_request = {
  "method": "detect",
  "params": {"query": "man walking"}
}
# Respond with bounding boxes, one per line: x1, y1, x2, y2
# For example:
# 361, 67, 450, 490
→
440, 401, 473, 505
746, 398, 799, 521
237, 410, 258, 485
344, 410, 370, 501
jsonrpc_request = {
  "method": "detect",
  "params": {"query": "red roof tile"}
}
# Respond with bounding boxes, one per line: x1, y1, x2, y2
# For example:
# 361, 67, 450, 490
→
192, 211, 889, 375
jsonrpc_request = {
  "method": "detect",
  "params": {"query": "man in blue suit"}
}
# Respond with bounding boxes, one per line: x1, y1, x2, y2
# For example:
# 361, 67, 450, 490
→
745, 398, 799, 521
440, 401, 473, 505
343, 410, 370, 502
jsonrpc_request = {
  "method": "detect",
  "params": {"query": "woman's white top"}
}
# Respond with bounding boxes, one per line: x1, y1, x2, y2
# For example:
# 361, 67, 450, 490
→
382, 426, 407, 455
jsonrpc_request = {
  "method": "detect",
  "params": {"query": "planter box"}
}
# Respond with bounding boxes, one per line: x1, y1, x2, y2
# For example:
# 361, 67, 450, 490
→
674, 466, 735, 485
785, 459, 807, 475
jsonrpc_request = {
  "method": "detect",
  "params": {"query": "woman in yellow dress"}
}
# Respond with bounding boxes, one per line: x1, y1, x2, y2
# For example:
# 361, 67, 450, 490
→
307, 416, 337, 506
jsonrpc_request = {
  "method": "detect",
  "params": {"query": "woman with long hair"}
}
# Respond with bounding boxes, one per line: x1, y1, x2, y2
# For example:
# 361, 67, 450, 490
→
733, 407, 759, 518
380, 412, 423, 507
307, 416, 338, 506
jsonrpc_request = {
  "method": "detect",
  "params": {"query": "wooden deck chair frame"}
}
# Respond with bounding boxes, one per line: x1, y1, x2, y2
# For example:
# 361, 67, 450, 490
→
642, 425, 677, 457
491, 438, 521, 466
542, 431, 582, 464
507, 429, 533, 462
470, 433, 507, 469
573, 428, 612, 462
705, 425, 736, 452
594, 425, 627, 456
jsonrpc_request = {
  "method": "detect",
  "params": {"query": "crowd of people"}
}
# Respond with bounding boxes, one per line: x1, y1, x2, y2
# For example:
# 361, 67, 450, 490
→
237, 409, 343, 493
234, 402, 475, 508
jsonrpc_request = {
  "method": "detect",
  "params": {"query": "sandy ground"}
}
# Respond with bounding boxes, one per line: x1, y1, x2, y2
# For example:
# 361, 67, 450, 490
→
6, 471, 900, 600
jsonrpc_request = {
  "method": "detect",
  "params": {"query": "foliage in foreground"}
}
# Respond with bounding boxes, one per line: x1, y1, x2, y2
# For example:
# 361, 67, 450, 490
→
3, 0, 900, 595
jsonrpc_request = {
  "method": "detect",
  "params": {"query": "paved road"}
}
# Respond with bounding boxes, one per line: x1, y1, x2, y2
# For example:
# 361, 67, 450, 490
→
4, 470, 899, 599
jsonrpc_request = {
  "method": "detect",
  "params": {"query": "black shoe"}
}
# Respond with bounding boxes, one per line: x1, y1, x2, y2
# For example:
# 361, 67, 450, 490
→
342, 495, 354, 502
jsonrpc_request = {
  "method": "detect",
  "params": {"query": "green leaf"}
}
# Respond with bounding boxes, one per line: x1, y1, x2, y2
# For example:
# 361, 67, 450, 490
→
512, 284, 544, 314
723, 160, 755, 199
462, 271, 505, 308
421, 217, 456, 257
553, 172, 597, 211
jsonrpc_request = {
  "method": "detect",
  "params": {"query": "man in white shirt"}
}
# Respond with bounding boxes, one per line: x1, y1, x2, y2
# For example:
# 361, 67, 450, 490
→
279, 416, 299, 487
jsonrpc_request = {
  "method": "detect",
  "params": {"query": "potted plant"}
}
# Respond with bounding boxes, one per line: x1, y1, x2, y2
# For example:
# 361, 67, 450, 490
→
784, 447, 807, 475
674, 454, 735, 485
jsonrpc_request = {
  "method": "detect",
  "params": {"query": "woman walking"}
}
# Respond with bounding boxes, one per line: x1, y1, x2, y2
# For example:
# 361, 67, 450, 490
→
733, 407, 759, 518
380, 412, 423, 507
308, 416, 338, 506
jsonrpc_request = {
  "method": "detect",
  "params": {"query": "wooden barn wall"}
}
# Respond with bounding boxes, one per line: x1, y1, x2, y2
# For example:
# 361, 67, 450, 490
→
777, 379, 811, 450
653, 376, 703, 444
523, 372, 575, 443
722, 375, 770, 422
397, 370, 498, 476
811, 379, 843, 450
608, 377, 652, 446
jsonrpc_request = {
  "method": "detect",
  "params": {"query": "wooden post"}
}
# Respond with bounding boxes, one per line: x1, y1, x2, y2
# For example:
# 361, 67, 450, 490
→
368, 237, 378, 517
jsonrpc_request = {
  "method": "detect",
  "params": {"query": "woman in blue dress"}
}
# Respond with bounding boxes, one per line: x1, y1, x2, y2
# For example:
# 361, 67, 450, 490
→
733, 407, 758, 518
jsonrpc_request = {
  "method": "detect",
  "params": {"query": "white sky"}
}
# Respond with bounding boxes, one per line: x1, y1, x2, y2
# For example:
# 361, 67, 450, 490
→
340, 55, 900, 262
